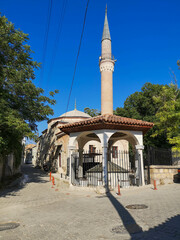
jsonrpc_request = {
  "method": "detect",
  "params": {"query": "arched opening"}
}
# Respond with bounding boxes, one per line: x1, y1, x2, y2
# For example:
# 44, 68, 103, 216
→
70, 131, 103, 187
107, 131, 140, 188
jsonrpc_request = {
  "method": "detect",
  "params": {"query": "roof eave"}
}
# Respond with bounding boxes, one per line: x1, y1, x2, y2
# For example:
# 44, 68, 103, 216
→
60, 122, 153, 135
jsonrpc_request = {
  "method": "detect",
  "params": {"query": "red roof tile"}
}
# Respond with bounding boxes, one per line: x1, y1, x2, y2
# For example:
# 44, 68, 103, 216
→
59, 114, 154, 134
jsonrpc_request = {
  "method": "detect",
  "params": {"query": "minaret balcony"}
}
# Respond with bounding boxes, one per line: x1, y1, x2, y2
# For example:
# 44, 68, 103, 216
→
99, 53, 115, 62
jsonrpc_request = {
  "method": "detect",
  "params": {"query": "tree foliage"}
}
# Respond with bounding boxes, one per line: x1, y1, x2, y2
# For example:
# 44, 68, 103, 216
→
114, 82, 171, 148
152, 83, 180, 150
84, 107, 101, 117
177, 60, 180, 69
0, 15, 58, 164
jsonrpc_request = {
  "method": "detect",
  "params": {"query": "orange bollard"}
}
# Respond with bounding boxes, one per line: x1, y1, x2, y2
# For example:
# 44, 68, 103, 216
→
154, 180, 157, 190
52, 176, 55, 186
49, 171, 51, 181
117, 183, 121, 196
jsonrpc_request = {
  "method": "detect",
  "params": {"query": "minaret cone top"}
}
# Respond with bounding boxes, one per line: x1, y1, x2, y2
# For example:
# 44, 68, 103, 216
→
102, 5, 111, 41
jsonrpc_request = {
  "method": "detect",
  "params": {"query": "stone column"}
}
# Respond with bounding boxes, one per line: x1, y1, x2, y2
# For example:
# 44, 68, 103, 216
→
96, 131, 110, 192
102, 145, 108, 190
78, 148, 83, 178
135, 145, 145, 186
68, 146, 77, 185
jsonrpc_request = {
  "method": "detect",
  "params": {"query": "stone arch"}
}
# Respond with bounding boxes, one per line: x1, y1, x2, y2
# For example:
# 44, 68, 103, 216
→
108, 130, 140, 149
69, 131, 102, 180
71, 131, 102, 150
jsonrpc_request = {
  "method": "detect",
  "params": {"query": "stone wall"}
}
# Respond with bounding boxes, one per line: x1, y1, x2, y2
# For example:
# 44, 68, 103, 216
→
150, 165, 179, 185
0, 162, 3, 182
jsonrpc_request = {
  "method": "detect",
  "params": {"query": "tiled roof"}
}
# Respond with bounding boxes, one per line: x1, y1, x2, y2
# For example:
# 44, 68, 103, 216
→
59, 114, 154, 134
87, 161, 129, 173
25, 144, 36, 150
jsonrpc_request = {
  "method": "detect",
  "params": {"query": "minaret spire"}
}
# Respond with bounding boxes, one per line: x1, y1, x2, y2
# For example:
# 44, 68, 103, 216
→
102, 5, 111, 41
99, 5, 115, 115
74, 99, 77, 110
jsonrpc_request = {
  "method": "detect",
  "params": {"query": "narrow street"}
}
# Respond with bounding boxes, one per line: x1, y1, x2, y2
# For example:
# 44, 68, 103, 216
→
0, 165, 180, 240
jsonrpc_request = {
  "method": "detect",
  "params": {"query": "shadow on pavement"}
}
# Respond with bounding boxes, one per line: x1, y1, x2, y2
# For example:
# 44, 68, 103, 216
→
107, 191, 142, 235
0, 164, 48, 198
131, 214, 180, 240
107, 191, 180, 239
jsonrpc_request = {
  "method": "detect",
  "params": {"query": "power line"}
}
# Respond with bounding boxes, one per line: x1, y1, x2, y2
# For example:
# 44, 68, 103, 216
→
65, 0, 90, 113
46, 0, 68, 87
39, 0, 53, 87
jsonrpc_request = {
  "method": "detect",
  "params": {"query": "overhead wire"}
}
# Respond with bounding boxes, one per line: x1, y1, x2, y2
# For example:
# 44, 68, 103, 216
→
46, 0, 68, 88
65, 0, 90, 113
39, 0, 53, 88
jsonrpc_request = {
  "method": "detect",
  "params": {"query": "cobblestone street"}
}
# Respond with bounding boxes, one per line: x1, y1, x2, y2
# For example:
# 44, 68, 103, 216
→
0, 165, 180, 240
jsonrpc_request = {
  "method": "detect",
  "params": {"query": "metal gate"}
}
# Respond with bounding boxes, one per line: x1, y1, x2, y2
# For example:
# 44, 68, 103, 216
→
71, 151, 102, 187
107, 150, 138, 189
83, 151, 102, 187
71, 150, 140, 188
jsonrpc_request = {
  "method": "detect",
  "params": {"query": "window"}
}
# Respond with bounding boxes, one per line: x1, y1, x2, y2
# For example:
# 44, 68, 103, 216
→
89, 145, 96, 153
112, 146, 118, 158
59, 153, 61, 167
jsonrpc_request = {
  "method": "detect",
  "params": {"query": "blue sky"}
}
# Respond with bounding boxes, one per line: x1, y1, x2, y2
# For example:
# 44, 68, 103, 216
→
1, 0, 180, 135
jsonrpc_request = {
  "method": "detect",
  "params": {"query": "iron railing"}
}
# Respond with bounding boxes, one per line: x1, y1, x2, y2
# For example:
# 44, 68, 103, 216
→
147, 146, 172, 165
172, 151, 180, 165
71, 150, 140, 188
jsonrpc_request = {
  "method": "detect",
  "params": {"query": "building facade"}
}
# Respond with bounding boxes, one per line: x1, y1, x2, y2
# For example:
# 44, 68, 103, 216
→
35, 7, 153, 190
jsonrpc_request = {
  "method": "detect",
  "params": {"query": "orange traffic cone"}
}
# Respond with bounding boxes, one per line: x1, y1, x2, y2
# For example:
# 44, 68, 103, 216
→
154, 180, 157, 190
117, 183, 121, 196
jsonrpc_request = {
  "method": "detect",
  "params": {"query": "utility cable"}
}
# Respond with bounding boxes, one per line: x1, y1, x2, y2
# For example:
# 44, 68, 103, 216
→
46, 0, 68, 87
65, 0, 90, 113
39, 0, 53, 87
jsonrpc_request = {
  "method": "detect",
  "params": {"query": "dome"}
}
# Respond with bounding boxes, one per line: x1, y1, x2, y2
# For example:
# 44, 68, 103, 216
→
60, 109, 91, 118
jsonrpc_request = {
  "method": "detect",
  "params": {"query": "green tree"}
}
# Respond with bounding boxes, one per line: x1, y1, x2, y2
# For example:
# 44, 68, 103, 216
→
177, 60, 180, 69
114, 82, 171, 148
152, 83, 180, 150
84, 108, 101, 117
0, 15, 58, 181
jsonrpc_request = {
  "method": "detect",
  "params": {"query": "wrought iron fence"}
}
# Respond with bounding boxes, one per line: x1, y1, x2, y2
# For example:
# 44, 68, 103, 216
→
71, 150, 102, 187
71, 149, 140, 188
144, 146, 173, 184
172, 151, 180, 165
147, 146, 172, 165
108, 150, 132, 189
82, 150, 102, 187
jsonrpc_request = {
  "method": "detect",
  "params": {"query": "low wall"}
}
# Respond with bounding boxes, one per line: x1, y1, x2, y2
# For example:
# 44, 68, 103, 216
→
0, 162, 3, 182
150, 165, 179, 185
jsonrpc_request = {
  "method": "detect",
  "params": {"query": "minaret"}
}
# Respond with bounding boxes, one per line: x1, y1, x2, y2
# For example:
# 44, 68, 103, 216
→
99, 6, 115, 115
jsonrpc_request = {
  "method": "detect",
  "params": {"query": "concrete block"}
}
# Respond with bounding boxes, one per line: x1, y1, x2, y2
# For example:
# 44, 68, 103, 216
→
95, 186, 107, 194
160, 179, 165, 185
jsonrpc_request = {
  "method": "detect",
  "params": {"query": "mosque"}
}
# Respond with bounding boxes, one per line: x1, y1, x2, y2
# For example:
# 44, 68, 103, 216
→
35, 7, 153, 190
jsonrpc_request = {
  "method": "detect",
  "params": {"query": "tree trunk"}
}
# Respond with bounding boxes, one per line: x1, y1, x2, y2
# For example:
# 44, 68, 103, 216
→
1, 154, 7, 184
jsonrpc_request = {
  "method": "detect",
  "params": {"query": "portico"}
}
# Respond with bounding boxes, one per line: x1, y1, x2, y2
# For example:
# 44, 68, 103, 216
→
60, 114, 153, 189
59, 7, 153, 190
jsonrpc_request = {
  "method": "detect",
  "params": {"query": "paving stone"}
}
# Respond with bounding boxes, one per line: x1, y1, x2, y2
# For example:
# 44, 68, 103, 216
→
0, 164, 180, 240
